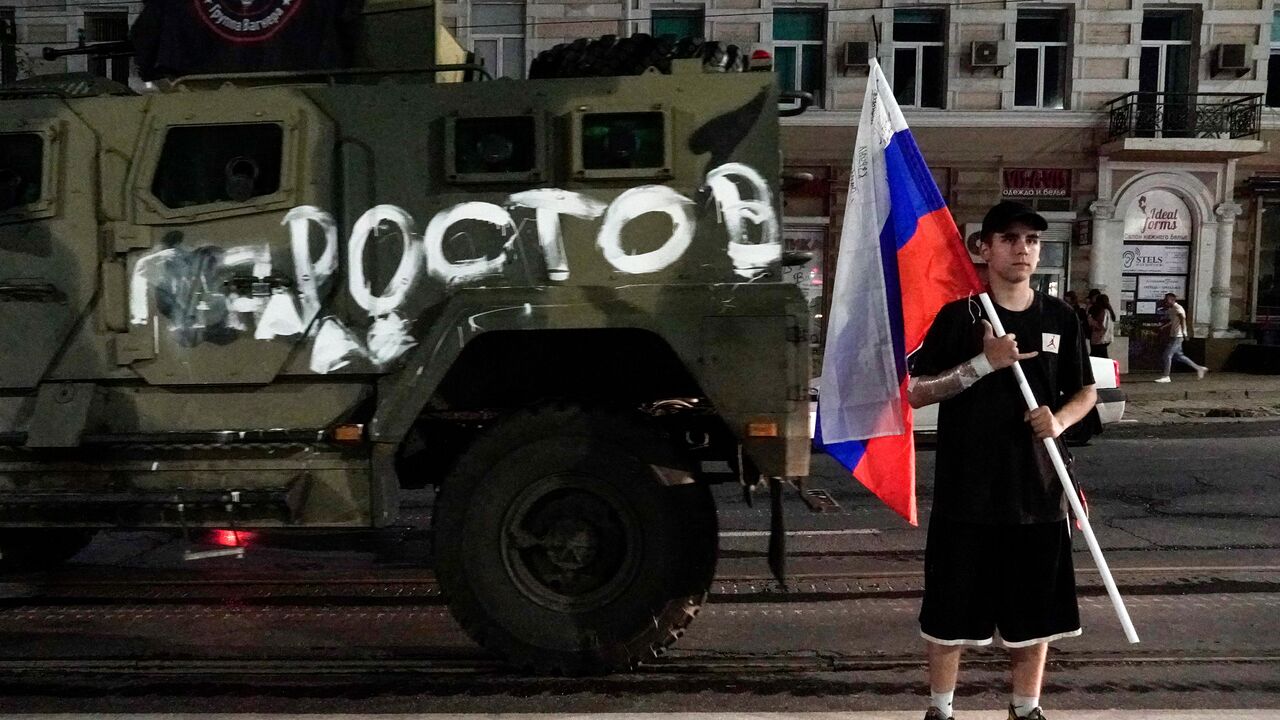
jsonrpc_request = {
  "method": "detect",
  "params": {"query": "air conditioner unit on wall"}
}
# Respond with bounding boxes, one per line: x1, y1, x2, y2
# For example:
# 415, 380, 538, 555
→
970, 40, 1012, 68
841, 41, 870, 72
1213, 43, 1251, 76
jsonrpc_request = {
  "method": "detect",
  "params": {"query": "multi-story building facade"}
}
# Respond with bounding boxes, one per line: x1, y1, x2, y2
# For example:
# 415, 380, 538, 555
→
8, 0, 1278, 369
444, 0, 1280, 369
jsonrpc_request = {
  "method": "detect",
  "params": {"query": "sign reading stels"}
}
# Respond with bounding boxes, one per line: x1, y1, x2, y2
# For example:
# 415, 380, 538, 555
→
1002, 168, 1071, 198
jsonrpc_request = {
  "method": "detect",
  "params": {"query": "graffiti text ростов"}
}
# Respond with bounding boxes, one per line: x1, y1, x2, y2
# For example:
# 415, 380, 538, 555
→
128, 163, 779, 373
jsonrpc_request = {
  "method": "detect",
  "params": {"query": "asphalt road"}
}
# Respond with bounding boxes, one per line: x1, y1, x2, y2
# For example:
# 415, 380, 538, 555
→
0, 420, 1275, 715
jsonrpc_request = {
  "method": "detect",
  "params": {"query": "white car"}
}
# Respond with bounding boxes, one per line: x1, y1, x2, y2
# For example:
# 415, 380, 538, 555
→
811, 355, 1126, 444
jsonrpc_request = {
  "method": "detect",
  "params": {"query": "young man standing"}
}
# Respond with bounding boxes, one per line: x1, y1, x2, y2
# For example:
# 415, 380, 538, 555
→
907, 201, 1098, 720
1155, 292, 1207, 383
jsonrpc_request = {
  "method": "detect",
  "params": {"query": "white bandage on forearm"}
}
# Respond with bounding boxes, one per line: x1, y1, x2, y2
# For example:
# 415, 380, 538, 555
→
968, 351, 994, 380
907, 353, 995, 406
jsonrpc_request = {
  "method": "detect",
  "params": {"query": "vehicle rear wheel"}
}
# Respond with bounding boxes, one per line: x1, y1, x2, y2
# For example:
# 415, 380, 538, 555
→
0, 529, 95, 573
433, 403, 717, 675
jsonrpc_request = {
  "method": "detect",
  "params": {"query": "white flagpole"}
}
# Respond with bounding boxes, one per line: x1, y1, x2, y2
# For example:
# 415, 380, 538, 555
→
977, 292, 1140, 645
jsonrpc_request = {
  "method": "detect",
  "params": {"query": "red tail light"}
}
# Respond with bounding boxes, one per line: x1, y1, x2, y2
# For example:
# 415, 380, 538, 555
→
212, 529, 254, 547
1112, 359, 1121, 387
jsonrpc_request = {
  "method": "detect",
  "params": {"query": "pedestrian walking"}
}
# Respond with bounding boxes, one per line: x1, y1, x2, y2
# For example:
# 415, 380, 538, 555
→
1154, 292, 1207, 383
1088, 293, 1116, 359
907, 200, 1098, 720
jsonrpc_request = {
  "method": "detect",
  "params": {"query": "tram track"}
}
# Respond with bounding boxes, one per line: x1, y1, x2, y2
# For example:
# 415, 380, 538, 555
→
1, 564, 1277, 603
0, 650, 1275, 681
0, 567, 1275, 696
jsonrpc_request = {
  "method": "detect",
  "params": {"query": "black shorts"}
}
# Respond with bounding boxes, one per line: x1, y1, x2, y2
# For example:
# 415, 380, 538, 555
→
919, 515, 1081, 647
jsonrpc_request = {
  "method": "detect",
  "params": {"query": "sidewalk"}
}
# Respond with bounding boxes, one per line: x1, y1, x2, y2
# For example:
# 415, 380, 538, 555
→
1117, 371, 1280, 425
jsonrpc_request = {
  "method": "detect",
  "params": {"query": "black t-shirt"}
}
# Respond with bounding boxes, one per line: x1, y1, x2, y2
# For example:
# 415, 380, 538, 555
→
910, 293, 1095, 524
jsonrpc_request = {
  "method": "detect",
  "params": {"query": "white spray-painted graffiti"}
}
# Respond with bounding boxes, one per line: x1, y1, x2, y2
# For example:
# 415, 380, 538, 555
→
128, 163, 779, 373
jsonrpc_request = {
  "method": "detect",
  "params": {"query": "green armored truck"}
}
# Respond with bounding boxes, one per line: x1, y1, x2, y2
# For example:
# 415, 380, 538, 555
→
0, 0, 811, 672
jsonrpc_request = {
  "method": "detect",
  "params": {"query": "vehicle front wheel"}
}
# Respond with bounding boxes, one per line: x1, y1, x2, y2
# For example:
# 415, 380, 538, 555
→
433, 403, 717, 675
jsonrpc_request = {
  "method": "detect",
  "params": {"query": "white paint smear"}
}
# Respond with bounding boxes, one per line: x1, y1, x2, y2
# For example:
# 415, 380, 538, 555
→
228, 292, 260, 314
128, 248, 177, 325
255, 289, 305, 340
284, 205, 339, 327
423, 202, 516, 286
597, 185, 695, 274
221, 244, 272, 275
310, 317, 367, 374
706, 163, 781, 278
366, 311, 418, 366
508, 189, 608, 282
347, 205, 421, 316
727, 241, 782, 278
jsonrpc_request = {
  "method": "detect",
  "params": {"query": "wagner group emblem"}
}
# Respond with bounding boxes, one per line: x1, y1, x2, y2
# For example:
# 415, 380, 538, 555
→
195, 0, 305, 43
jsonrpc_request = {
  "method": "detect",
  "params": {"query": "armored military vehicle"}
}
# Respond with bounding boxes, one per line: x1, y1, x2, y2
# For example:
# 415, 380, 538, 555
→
0, 0, 811, 673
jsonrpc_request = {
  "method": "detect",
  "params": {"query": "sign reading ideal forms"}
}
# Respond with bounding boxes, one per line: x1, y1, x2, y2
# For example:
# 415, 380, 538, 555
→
1123, 190, 1192, 244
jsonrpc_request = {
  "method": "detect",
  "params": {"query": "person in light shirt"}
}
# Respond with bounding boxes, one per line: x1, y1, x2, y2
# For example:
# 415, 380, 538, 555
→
1153, 293, 1207, 383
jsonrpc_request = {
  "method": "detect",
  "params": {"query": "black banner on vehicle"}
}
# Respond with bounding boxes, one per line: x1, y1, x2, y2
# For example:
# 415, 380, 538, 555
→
133, 0, 362, 80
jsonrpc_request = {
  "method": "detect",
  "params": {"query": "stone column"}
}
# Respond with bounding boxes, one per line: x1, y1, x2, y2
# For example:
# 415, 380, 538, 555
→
1087, 199, 1117, 295
1210, 202, 1242, 338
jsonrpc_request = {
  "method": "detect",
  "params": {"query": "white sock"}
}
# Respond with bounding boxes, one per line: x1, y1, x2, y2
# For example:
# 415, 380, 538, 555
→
929, 688, 954, 717
1011, 693, 1040, 717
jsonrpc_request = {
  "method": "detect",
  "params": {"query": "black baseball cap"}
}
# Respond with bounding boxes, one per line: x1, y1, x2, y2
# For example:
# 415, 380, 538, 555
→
981, 200, 1048, 235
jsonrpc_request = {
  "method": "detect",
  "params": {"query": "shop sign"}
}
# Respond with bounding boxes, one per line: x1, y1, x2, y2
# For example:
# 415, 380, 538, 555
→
1123, 190, 1192, 244
1137, 275, 1187, 301
1002, 168, 1071, 198
1122, 244, 1189, 275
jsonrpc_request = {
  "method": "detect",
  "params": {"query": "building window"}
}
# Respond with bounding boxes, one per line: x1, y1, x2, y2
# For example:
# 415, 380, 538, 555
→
1014, 9, 1068, 109
892, 10, 945, 109
1138, 10, 1195, 137
1031, 221, 1070, 298
1140, 10, 1193, 96
472, 2, 526, 80
1267, 12, 1280, 107
85, 11, 129, 84
652, 9, 703, 41
774, 9, 824, 110
1259, 202, 1280, 318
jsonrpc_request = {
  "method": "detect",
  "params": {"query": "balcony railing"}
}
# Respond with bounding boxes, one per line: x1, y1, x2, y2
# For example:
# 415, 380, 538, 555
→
1104, 92, 1263, 141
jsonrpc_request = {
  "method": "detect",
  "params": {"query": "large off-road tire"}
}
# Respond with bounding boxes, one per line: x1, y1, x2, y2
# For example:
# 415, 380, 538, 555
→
0, 529, 95, 573
529, 33, 746, 79
433, 403, 717, 675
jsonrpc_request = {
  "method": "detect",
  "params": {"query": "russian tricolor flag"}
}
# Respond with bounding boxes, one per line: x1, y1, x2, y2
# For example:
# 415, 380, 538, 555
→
816, 61, 983, 525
